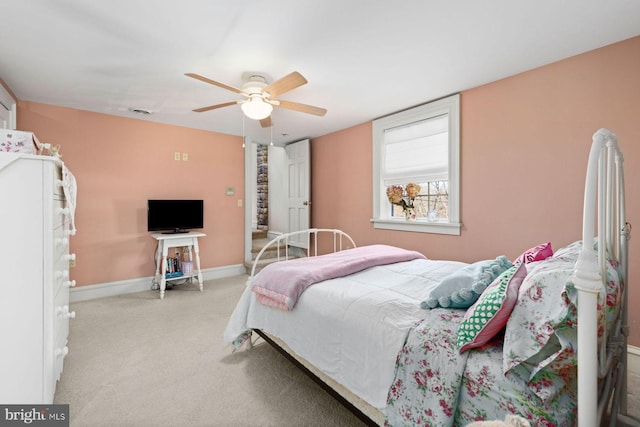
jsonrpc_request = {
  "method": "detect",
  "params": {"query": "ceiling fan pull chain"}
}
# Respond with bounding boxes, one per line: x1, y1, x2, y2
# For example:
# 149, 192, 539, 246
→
242, 115, 246, 148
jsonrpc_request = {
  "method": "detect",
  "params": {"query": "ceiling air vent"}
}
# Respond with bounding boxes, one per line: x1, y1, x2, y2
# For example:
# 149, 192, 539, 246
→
128, 107, 152, 115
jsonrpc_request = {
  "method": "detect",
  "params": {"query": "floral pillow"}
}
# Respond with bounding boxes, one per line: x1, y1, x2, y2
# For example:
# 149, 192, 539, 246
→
503, 240, 622, 402
514, 242, 553, 265
457, 262, 527, 352
421, 256, 512, 309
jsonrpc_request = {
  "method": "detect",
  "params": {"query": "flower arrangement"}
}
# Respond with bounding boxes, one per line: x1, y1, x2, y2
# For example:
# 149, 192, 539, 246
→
386, 183, 421, 220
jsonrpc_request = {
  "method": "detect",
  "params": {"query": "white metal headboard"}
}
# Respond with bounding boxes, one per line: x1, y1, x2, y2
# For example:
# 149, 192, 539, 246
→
250, 228, 357, 278
573, 128, 630, 426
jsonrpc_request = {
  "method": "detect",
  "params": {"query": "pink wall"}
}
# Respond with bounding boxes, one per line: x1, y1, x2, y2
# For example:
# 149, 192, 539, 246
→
18, 102, 245, 286
312, 36, 640, 345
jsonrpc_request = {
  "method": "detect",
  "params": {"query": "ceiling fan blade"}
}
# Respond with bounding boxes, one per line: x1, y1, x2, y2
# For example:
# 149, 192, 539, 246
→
259, 116, 273, 128
185, 73, 244, 95
192, 101, 238, 113
263, 71, 307, 97
277, 99, 327, 116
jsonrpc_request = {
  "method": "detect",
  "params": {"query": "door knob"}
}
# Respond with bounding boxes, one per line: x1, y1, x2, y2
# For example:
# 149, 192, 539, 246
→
303, 201, 311, 206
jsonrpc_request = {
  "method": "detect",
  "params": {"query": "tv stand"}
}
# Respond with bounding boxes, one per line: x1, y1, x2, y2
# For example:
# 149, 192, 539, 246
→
151, 232, 205, 299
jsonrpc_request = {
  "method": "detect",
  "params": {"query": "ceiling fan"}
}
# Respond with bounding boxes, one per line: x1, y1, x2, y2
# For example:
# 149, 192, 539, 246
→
185, 71, 327, 128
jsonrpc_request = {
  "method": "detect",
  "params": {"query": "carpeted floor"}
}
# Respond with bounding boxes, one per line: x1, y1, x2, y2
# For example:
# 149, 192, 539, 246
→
54, 275, 367, 427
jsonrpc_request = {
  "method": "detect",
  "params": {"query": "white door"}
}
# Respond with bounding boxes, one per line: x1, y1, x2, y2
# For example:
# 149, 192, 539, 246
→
285, 139, 310, 249
0, 105, 8, 129
0, 84, 16, 129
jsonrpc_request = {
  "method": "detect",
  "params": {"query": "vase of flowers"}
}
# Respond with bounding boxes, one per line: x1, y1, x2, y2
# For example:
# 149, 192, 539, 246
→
386, 183, 421, 221
427, 188, 442, 221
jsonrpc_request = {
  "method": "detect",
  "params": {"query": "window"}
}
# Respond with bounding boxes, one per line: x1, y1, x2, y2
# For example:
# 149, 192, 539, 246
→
372, 94, 460, 235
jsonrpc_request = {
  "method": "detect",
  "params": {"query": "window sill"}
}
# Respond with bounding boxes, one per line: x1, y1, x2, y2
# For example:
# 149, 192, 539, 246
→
371, 218, 461, 235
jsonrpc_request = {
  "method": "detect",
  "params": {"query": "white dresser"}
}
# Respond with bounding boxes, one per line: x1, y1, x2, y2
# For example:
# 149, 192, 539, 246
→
0, 154, 75, 404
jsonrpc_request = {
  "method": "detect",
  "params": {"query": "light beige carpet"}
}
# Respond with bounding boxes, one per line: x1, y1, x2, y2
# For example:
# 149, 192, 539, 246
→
54, 275, 367, 427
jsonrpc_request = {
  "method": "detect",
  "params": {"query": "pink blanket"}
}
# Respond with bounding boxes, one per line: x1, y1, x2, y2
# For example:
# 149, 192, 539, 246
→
251, 244, 427, 311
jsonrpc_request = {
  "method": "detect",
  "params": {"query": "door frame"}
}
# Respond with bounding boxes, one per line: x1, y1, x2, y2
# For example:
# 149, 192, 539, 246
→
243, 137, 254, 265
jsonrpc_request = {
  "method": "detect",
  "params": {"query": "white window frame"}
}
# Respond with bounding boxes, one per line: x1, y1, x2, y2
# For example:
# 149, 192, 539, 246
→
372, 94, 461, 235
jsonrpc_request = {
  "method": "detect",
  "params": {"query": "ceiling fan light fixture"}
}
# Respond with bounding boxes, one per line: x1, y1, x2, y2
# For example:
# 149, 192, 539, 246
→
241, 96, 273, 120
186, 71, 325, 125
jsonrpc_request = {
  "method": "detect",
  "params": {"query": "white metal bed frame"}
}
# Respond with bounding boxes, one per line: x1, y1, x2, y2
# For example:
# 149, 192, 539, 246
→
247, 129, 632, 426
574, 128, 631, 426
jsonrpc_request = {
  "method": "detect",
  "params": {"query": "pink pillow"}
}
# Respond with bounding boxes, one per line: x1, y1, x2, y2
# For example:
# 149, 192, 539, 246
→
514, 242, 553, 265
457, 262, 527, 352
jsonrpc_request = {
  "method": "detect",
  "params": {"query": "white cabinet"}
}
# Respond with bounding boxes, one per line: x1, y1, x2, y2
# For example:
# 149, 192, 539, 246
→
0, 154, 75, 404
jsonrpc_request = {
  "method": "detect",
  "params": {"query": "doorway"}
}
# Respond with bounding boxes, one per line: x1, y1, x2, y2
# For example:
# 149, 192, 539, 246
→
243, 138, 310, 265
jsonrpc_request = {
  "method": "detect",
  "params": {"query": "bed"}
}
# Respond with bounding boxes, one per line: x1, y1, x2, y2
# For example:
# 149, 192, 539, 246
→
224, 128, 631, 426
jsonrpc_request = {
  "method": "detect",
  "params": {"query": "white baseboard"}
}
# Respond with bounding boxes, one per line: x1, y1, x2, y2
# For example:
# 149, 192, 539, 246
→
629, 344, 640, 376
70, 264, 247, 302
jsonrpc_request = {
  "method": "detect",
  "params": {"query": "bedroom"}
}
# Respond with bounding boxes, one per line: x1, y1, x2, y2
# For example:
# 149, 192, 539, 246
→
0, 1, 639, 426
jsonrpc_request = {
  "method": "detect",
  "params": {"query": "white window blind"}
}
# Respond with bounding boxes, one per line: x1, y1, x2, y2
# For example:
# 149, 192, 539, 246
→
383, 114, 448, 185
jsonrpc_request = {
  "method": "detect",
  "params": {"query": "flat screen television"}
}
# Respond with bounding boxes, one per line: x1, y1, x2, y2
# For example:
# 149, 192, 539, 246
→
147, 199, 204, 233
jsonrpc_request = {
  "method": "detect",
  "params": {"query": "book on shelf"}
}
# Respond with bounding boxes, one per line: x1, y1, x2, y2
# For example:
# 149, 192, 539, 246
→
165, 256, 183, 278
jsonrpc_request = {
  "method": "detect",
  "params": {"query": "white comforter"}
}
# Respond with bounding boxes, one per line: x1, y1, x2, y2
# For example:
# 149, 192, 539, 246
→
224, 257, 467, 409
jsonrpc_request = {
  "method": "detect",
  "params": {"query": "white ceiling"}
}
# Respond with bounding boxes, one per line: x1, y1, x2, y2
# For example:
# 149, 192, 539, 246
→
1, 1, 639, 145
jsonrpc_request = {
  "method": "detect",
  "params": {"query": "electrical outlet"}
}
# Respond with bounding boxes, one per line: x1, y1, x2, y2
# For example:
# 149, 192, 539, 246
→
174, 152, 180, 161
182, 152, 188, 161
237, 199, 243, 207
69, 258, 76, 268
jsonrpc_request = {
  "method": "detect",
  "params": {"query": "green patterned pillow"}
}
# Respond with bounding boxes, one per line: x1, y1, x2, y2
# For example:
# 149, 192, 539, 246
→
457, 263, 527, 352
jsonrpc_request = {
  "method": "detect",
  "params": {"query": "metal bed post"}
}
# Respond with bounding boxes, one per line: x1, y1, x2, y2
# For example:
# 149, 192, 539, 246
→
573, 129, 631, 427
573, 129, 610, 427
618, 149, 630, 416
609, 147, 631, 424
